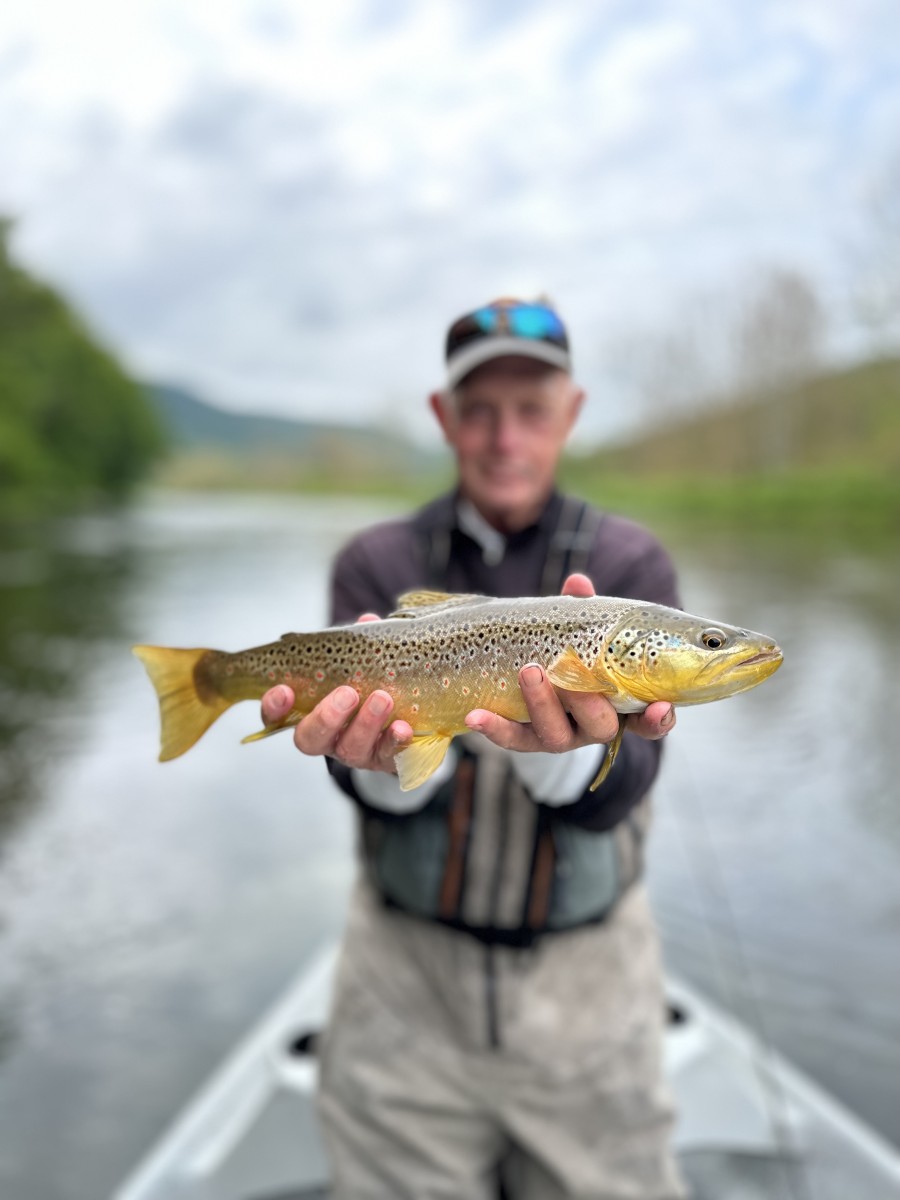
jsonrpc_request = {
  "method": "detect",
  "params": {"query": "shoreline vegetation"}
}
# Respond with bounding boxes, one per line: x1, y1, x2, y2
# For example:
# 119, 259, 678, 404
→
142, 457, 899, 546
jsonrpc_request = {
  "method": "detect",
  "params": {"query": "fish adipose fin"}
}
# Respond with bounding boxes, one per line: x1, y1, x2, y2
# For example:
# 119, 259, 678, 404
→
547, 646, 617, 695
133, 645, 232, 761
395, 733, 453, 791
390, 591, 491, 618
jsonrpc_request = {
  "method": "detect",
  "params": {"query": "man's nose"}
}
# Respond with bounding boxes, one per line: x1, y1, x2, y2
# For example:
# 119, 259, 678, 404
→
491, 410, 521, 452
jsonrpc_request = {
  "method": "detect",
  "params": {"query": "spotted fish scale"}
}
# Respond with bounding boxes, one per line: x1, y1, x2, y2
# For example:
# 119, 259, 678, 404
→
133, 590, 783, 792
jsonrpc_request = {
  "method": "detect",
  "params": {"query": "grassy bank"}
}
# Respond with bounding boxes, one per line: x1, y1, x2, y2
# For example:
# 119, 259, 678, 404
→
149, 447, 898, 548
560, 464, 900, 547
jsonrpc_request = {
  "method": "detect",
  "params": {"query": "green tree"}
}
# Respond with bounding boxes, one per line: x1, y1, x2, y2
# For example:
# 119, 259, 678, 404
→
0, 219, 165, 510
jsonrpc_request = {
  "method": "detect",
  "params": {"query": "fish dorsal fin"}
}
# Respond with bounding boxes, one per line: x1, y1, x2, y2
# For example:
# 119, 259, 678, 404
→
395, 733, 453, 790
389, 590, 491, 618
546, 646, 617, 695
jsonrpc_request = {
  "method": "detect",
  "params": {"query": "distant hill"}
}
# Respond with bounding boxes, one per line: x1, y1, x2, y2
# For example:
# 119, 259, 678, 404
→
146, 382, 411, 460
144, 382, 447, 493
577, 356, 900, 478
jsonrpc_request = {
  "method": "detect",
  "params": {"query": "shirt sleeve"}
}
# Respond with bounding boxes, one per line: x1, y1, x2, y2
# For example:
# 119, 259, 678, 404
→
349, 747, 458, 812
508, 744, 606, 804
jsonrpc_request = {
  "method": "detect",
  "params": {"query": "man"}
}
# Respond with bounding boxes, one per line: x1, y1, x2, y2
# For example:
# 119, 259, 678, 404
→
262, 298, 685, 1199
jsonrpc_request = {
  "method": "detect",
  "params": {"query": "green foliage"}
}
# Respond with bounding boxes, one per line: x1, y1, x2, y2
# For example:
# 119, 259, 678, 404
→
0, 222, 166, 512
559, 356, 900, 545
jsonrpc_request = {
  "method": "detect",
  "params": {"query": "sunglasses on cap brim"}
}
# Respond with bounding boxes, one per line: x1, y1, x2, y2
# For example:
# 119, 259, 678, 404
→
446, 302, 568, 358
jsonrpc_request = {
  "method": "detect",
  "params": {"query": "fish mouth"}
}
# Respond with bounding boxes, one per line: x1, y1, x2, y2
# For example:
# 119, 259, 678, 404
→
738, 647, 782, 668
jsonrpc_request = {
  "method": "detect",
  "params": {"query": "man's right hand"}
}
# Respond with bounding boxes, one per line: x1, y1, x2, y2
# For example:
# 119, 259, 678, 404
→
259, 612, 412, 775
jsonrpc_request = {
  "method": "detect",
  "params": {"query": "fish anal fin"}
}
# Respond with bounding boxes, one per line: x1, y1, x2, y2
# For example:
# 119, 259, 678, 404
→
547, 646, 617, 695
395, 733, 453, 791
390, 591, 490, 618
241, 708, 305, 745
589, 722, 624, 792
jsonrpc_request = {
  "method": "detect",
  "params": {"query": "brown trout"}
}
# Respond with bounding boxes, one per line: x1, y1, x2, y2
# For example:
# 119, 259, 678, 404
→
134, 590, 782, 791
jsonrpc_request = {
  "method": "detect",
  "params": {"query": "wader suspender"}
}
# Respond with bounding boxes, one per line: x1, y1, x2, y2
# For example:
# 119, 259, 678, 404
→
423, 495, 601, 592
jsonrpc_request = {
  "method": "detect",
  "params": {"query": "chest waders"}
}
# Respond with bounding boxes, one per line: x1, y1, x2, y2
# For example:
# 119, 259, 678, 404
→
359, 496, 651, 949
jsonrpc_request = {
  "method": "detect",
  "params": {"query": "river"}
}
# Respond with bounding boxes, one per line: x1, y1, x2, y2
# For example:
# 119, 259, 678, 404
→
0, 491, 897, 1200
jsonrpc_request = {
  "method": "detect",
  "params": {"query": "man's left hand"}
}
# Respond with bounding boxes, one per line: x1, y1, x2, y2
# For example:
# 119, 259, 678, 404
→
463, 572, 676, 754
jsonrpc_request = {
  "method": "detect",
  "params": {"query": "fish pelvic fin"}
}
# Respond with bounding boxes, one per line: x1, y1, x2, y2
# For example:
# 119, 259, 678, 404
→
395, 733, 453, 791
589, 721, 624, 792
133, 645, 231, 761
547, 646, 617, 694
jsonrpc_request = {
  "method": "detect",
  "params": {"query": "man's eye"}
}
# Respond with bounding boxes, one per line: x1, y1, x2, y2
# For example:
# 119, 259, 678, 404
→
460, 403, 491, 422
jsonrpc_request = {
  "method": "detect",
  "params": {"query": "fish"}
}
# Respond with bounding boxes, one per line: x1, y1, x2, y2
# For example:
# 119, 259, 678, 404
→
133, 590, 783, 792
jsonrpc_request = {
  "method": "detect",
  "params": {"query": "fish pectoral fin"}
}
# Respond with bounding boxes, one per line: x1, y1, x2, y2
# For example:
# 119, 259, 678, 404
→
395, 733, 453, 791
390, 591, 491, 618
589, 721, 624, 792
547, 646, 617, 695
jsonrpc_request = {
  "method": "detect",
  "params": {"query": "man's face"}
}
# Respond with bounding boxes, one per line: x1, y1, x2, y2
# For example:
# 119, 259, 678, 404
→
430, 357, 584, 532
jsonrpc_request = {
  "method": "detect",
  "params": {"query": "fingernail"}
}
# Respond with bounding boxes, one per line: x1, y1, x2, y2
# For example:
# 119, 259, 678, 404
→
521, 664, 544, 688
369, 694, 390, 717
273, 685, 292, 709
660, 706, 675, 730
333, 687, 358, 713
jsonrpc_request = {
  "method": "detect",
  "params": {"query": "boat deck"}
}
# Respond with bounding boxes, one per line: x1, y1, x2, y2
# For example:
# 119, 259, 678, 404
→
114, 946, 900, 1200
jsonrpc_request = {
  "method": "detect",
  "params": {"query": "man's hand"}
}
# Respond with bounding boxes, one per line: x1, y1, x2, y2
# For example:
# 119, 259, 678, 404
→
259, 613, 412, 775
463, 573, 676, 754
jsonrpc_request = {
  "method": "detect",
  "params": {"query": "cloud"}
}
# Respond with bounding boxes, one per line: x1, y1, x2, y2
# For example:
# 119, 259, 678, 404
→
1, 0, 899, 441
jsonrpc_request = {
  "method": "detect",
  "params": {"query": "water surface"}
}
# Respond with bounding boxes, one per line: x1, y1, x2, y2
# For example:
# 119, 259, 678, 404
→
0, 492, 897, 1199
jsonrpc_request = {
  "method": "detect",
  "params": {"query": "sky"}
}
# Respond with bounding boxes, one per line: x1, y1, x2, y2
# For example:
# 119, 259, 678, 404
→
1, 0, 898, 443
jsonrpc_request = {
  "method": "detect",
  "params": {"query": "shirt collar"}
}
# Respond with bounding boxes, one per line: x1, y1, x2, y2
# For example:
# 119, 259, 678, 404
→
454, 490, 562, 567
456, 497, 506, 566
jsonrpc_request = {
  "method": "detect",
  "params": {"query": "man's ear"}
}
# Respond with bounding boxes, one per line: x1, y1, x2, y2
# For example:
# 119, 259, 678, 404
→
429, 390, 455, 444
566, 386, 586, 434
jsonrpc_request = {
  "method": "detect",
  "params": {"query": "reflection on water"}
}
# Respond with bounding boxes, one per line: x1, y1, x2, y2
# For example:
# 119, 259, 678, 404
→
0, 516, 136, 829
0, 492, 897, 1200
647, 520, 900, 1145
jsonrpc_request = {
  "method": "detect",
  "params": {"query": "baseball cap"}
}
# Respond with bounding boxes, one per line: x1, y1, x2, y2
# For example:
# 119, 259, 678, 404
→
444, 297, 571, 389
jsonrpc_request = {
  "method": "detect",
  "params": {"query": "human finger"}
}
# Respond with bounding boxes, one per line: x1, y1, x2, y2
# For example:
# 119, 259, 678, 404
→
358, 719, 415, 772
561, 573, 595, 598
626, 701, 676, 741
464, 707, 544, 753
465, 664, 621, 754
517, 664, 581, 753
331, 690, 406, 769
357, 613, 380, 623
293, 686, 361, 755
261, 684, 295, 726
562, 689, 621, 745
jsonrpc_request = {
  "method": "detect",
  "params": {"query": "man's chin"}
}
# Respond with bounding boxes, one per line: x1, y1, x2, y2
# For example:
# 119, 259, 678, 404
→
467, 476, 548, 528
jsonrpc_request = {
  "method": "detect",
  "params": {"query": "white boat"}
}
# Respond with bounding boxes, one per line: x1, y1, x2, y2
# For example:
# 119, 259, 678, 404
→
113, 941, 900, 1200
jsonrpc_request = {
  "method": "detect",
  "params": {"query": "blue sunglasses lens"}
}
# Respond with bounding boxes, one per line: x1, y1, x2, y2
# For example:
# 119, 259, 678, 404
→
510, 305, 564, 339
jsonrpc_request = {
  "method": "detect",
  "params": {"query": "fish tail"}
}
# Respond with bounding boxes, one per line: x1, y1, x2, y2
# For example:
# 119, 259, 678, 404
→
133, 645, 232, 761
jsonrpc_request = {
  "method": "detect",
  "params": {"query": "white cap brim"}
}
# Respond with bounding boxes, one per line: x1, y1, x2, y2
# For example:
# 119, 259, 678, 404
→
446, 336, 571, 389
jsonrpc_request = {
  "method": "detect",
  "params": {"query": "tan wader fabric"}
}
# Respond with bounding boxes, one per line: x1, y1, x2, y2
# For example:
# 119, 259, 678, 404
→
317, 878, 685, 1199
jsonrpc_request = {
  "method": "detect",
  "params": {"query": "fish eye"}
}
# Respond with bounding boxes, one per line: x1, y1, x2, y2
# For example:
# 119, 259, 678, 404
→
701, 628, 727, 650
